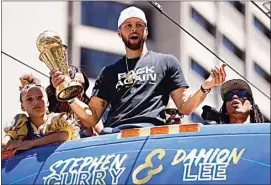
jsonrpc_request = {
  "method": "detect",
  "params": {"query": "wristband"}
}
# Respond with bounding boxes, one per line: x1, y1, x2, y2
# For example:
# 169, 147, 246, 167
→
68, 98, 75, 104
200, 84, 211, 94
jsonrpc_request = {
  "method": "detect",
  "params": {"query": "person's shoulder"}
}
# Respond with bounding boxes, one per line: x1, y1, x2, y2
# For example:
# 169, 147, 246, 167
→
149, 51, 178, 61
149, 51, 180, 66
104, 56, 125, 71
12, 113, 28, 122
46, 112, 74, 129
7, 113, 28, 129
98, 56, 125, 77
48, 112, 73, 125
48, 112, 69, 120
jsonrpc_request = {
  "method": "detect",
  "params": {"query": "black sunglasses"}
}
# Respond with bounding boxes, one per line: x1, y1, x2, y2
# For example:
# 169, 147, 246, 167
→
224, 89, 248, 101
164, 108, 184, 118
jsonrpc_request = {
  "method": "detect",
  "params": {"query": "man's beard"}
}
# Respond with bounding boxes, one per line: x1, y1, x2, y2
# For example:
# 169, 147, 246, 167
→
122, 35, 145, 51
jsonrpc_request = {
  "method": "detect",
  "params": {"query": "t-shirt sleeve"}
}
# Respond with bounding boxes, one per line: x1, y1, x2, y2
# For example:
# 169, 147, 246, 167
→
91, 67, 111, 102
6, 114, 28, 140
166, 55, 189, 93
49, 113, 79, 140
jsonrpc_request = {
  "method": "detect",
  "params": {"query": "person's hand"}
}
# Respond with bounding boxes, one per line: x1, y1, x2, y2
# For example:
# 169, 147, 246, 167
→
50, 69, 66, 88
1, 149, 17, 160
4, 126, 10, 133
202, 64, 226, 90
5, 140, 21, 151
16, 140, 34, 151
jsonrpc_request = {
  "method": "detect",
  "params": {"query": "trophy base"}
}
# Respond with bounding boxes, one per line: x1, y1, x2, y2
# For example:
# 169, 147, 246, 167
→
56, 80, 84, 102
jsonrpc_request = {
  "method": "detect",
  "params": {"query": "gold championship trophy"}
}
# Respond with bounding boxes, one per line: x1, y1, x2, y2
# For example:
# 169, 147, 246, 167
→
37, 30, 83, 101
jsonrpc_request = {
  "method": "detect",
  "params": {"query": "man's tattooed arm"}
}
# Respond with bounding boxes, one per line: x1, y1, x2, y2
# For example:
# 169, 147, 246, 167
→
68, 97, 108, 127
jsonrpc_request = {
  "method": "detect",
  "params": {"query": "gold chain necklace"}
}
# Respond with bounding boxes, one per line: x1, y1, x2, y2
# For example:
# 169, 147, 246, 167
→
125, 57, 138, 83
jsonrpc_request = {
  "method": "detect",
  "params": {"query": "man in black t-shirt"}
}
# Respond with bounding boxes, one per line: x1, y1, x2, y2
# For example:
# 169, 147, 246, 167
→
50, 6, 226, 131
92, 50, 189, 128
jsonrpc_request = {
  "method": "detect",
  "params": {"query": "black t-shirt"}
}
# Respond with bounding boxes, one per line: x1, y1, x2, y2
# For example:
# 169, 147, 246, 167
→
92, 51, 189, 128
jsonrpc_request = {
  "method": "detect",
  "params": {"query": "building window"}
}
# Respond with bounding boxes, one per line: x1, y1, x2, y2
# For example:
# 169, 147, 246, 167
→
80, 48, 122, 79
81, 1, 128, 31
254, 62, 271, 84
191, 113, 204, 123
228, 1, 245, 15
253, 16, 271, 40
190, 58, 209, 80
81, 2, 154, 40
191, 7, 216, 36
222, 35, 245, 61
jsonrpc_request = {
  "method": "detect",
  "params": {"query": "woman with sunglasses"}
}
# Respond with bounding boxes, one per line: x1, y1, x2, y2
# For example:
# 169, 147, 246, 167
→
47, 66, 104, 137
2, 74, 79, 153
219, 79, 264, 124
